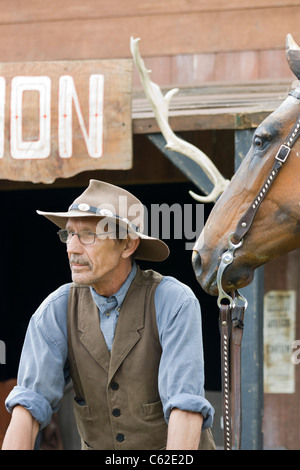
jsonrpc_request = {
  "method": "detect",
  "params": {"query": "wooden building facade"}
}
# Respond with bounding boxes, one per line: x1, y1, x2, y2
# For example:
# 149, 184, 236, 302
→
0, 0, 300, 450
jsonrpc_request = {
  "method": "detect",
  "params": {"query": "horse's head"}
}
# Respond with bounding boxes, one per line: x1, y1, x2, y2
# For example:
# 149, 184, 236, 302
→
193, 34, 300, 296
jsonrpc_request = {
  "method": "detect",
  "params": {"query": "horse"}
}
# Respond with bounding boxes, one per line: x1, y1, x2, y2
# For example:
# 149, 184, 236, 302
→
192, 34, 300, 299
131, 35, 300, 448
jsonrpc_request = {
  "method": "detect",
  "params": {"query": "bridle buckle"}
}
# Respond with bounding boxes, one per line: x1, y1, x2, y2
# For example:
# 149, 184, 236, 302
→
275, 144, 291, 163
217, 234, 243, 308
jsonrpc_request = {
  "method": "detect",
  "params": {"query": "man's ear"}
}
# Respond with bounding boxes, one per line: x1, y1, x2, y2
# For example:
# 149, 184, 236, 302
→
121, 235, 140, 259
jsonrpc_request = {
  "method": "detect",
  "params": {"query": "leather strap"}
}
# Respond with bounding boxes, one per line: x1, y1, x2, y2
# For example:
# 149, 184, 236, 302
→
220, 304, 232, 450
231, 161, 282, 243
219, 296, 245, 450
230, 300, 245, 450
232, 115, 300, 244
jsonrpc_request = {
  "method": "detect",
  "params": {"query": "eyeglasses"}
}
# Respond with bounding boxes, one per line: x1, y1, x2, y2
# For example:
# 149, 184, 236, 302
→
57, 229, 116, 245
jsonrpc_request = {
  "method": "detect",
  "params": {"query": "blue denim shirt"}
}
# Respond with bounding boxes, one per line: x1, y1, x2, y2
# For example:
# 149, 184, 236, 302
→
6, 263, 214, 430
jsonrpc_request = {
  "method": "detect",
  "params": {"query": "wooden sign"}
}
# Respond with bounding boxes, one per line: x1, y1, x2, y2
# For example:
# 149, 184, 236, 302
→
0, 59, 133, 183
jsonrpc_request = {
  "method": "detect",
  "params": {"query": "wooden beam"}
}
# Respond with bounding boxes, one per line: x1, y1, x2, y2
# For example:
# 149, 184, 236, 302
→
132, 81, 290, 133
1, 1, 300, 24
0, 5, 299, 61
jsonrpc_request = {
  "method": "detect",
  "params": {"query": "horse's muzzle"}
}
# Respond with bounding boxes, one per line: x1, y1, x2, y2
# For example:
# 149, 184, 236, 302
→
192, 250, 218, 295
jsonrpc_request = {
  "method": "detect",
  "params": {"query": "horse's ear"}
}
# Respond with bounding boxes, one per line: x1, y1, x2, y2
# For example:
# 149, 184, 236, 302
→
286, 34, 300, 79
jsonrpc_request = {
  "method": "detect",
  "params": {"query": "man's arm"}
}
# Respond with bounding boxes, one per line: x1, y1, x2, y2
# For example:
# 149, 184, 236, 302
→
2, 405, 39, 450
166, 408, 203, 450
156, 281, 214, 441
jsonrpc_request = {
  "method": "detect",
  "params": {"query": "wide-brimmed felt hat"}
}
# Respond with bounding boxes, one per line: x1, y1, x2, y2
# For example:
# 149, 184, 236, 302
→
37, 179, 170, 262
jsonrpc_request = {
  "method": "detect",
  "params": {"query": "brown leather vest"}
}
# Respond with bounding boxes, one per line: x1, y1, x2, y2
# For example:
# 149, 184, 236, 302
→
67, 267, 215, 450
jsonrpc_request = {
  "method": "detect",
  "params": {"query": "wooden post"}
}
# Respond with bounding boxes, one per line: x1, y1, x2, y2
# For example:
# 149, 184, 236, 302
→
147, 133, 214, 196
235, 129, 264, 450
148, 129, 264, 449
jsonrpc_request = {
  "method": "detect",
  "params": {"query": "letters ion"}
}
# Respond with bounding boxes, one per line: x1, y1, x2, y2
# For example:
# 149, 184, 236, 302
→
0, 74, 104, 160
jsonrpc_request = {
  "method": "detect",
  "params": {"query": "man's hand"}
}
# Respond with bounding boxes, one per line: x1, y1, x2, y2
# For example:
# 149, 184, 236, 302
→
2, 405, 39, 450
166, 408, 203, 450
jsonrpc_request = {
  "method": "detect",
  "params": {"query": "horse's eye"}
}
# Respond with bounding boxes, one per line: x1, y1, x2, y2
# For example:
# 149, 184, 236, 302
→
254, 136, 263, 148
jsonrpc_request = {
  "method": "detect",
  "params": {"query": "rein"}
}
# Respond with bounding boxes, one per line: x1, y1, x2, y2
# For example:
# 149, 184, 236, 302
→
217, 113, 300, 450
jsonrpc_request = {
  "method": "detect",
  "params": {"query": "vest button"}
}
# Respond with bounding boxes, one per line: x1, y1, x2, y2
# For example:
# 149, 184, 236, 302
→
116, 433, 124, 442
112, 408, 121, 417
110, 382, 119, 390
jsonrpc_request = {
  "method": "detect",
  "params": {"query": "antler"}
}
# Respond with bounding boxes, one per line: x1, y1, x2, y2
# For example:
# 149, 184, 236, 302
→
286, 34, 300, 80
130, 37, 230, 203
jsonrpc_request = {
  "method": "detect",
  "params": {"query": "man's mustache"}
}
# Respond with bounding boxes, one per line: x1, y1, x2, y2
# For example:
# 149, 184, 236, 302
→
69, 256, 91, 268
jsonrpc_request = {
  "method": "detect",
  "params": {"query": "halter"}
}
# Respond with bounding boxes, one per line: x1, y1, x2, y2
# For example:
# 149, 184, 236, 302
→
217, 108, 300, 450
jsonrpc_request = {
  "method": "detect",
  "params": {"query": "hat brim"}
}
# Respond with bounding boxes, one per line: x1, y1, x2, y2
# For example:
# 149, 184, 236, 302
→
37, 210, 170, 262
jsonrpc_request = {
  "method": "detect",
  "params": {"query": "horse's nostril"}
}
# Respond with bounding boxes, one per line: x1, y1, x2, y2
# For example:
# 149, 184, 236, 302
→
192, 250, 202, 279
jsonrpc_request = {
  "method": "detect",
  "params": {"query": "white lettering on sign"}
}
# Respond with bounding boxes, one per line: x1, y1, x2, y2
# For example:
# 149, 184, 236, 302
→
1, 74, 104, 160
58, 75, 104, 158
10, 76, 51, 159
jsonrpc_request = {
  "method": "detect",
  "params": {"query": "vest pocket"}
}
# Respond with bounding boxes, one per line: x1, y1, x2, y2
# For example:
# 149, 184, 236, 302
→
73, 397, 91, 415
73, 397, 94, 448
74, 398, 87, 407
142, 399, 163, 416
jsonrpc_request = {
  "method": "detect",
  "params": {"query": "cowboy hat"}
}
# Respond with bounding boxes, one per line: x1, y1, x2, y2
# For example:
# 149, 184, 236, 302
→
37, 179, 170, 262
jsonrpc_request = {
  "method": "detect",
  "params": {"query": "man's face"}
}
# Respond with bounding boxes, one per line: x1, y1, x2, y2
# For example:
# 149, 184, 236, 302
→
65, 217, 129, 295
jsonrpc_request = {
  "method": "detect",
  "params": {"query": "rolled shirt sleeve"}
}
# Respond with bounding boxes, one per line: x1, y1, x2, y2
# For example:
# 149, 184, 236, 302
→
5, 285, 70, 429
155, 277, 215, 429
5, 387, 53, 429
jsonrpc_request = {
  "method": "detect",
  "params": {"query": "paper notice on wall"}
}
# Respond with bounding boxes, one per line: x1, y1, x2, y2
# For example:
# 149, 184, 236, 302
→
264, 290, 296, 394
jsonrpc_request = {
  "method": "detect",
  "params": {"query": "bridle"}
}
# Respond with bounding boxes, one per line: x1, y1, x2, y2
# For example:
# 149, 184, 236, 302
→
217, 104, 300, 450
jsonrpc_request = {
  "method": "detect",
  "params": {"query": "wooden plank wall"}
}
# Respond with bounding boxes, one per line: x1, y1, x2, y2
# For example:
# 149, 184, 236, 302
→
0, 0, 297, 88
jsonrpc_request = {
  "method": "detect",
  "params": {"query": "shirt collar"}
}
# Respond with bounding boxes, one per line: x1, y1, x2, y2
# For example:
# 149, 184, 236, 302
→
90, 262, 137, 313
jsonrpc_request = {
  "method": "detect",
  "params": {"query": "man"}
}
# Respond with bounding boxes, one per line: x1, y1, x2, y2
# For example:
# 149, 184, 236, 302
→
2, 180, 215, 450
